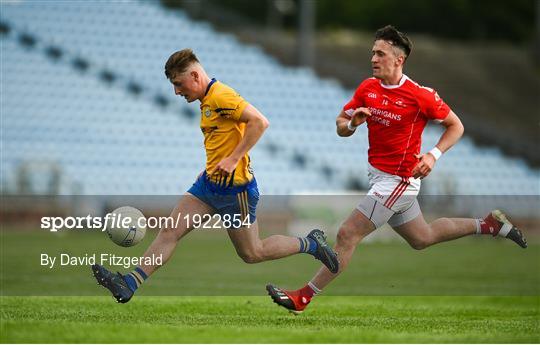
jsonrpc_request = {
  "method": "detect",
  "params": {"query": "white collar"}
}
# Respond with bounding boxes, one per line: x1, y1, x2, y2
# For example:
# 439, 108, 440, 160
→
379, 74, 408, 89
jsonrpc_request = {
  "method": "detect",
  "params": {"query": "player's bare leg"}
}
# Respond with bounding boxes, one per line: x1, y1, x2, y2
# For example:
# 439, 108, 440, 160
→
227, 221, 339, 272
310, 209, 375, 288
137, 193, 214, 275
392, 212, 476, 250
227, 221, 300, 263
92, 193, 213, 303
267, 209, 375, 313
393, 210, 527, 250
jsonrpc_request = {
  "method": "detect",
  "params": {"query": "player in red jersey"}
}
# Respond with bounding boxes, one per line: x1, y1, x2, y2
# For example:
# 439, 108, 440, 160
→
266, 25, 527, 314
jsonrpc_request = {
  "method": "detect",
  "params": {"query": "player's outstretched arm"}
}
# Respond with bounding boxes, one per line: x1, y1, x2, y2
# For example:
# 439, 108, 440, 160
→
211, 104, 269, 175
412, 110, 464, 179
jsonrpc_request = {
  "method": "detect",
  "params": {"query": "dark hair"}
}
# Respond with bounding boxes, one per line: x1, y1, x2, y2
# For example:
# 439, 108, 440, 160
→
164, 49, 200, 79
374, 25, 412, 59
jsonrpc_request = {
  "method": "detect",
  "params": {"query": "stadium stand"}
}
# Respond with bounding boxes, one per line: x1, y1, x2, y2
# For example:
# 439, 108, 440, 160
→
1, 0, 539, 196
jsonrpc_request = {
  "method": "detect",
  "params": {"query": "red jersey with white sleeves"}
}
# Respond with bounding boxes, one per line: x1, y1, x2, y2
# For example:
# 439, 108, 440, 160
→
343, 75, 450, 177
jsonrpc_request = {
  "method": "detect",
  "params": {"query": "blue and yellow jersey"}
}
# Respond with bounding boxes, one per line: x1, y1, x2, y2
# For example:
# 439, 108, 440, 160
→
200, 79, 253, 186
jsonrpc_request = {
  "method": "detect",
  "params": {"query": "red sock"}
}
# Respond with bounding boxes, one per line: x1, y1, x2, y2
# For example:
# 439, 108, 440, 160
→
298, 284, 315, 298
478, 216, 500, 236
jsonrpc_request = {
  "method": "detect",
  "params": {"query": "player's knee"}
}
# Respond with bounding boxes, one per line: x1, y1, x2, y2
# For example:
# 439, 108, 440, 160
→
408, 233, 433, 250
239, 253, 263, 264
404, 223, 436, 250
237, 249, 264, 264
409, 239, 429, 250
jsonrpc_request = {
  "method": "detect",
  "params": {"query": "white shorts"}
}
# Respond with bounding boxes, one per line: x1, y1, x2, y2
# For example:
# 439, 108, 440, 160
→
357, 163, 422, 229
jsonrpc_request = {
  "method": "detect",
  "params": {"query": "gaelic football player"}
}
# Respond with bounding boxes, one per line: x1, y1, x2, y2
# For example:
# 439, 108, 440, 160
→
92, 49, 338, 303
267, 25, 527, 314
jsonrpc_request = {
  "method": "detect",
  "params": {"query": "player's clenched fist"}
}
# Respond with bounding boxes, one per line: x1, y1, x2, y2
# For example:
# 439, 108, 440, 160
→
412, 153, 436, 179
210, 156, 239, 176
351, 107, 372, 126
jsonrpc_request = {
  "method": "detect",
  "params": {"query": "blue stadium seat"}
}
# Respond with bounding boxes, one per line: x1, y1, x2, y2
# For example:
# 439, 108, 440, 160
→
2, 0, 539, 197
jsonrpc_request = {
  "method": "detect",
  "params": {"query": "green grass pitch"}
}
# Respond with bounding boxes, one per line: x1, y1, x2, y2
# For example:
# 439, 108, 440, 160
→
2, 296, 538, 343
1, 228, 539, 343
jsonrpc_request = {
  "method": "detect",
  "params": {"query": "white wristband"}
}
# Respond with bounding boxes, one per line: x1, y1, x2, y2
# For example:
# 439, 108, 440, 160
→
347, 120, 358, 131
428, 147, 442, 160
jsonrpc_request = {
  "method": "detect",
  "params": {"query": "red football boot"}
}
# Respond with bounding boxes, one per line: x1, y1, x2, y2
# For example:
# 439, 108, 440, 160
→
479, 210, 527, 248
266, 284, 313, 314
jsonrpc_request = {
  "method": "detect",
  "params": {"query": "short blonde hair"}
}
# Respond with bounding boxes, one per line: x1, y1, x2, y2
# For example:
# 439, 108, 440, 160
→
164, 49, 199, 79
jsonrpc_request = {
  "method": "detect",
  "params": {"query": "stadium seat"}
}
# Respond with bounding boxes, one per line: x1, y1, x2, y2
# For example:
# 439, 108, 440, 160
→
1, 0, 539, 199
